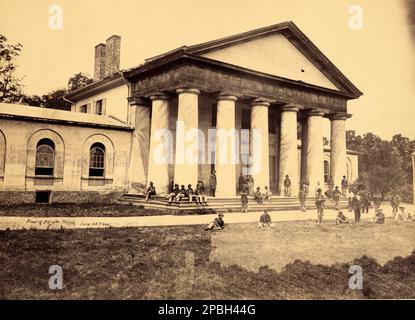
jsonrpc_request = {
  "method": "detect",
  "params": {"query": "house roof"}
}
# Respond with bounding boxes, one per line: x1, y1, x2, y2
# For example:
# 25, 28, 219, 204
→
0, 103, 133, 131
67, 21, 363, 101
126, 21, 362, 98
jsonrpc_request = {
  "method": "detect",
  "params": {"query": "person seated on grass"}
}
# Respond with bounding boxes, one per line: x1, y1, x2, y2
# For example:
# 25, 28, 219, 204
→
167, 183, 180, 204
175, 185, 187, 202
195, 183, 207, 205
395, 206, 415, 222
336, 211, 349, 225
262, 186, 272, 203
254, 187, 263, 204
145, 181, 156, 202
371, 209, 385, 224
205, 213, 225, 231
259, 210, 274, 228
240, 186, 249, 213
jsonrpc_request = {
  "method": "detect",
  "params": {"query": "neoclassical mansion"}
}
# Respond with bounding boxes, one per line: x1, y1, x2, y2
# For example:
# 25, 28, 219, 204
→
0, 22, 360, 204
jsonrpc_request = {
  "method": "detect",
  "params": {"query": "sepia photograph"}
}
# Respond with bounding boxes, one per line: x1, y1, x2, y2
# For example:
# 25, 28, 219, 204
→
0, 0, 414, 310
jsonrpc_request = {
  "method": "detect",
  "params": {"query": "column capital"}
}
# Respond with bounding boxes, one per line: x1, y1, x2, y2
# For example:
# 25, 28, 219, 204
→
329, 112, 351, 121
307, 109, 325, 117
176, 88, 201, 95
281, 104, 299, 113
250, 97, 271, 107
128, 96, 150, 107
217, 92, 238, 102
149, 92, 170, 101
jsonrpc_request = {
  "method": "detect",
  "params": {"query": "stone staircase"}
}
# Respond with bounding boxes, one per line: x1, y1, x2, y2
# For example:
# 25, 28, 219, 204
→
119, 193, 349, 214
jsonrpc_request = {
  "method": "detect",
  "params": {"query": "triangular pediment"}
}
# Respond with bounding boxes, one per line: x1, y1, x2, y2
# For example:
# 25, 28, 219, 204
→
186, 22, 362, 97
197, 33, 338, 90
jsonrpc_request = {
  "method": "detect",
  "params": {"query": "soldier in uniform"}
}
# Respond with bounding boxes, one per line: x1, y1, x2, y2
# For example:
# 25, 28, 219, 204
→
351, 192, 362, 223
341, 175, 348, 196
283, 175, 292, 197
373, 191, 382, 210
299, 188, 307, 212
332, 186, 342, 210
209, 169, 217, 197
315, 188, 325, 224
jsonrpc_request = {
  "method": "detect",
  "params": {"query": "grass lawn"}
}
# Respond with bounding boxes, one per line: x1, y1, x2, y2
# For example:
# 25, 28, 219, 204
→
0, 219, 414, 299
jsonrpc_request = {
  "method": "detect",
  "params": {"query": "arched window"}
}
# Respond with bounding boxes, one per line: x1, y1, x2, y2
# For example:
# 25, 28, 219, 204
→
89, 143, 105, 177
35, 139, 55, 176
323, 160, 330, 184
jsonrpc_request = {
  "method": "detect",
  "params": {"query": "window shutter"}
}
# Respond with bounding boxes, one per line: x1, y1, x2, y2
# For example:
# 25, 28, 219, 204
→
102, 98, 107, 116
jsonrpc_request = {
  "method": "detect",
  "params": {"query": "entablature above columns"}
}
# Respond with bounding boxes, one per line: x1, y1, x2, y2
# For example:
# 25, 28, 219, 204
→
129, 59, 349, 113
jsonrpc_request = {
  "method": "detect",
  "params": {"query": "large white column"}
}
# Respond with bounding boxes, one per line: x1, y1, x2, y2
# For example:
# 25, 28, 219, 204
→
215, 94, 237, 197
330, 113, 348, 189
250, 98, 270, 190
147, 94, 171, 194
128, 98, 150, 193
279, 105, 299, 196
306, 110, 325, 193
174, 88, 200, 187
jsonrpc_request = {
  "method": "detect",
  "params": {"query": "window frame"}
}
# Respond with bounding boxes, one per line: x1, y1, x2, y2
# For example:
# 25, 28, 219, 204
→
89, 143, 106, 177
35, 140, 55, 176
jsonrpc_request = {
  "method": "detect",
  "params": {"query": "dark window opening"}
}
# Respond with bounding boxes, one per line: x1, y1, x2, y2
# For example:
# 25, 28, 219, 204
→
95, 100, 103, 115
89, 143, 105, 177
79, 105, 88, 113
268, 113, 276, 134
35, 139, 55, 176
324, 160, 330, 183
241, 109, 251, 130
211, 104, 217, 127
36, 191, 51, 204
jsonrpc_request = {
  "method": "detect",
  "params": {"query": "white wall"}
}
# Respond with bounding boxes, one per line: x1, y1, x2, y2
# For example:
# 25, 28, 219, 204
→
201, 33, 338, 90
72, 84, 129, 123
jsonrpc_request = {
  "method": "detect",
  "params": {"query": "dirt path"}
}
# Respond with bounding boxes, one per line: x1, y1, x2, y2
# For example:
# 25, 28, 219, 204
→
0, 203, 408, 230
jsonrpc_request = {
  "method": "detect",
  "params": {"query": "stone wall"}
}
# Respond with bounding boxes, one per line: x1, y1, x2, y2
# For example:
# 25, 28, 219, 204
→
0, 191, 124, 205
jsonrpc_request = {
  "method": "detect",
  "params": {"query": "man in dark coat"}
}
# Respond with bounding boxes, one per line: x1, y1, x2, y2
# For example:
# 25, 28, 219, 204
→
351, 192, 362, 223
209, 170, 217, 197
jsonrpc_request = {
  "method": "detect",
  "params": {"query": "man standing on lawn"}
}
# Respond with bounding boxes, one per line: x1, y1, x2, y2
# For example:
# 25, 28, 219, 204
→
332, 186, 341, 210
315, 188, 325, 224
351, 192, 362, 223
299, 188, 307, 212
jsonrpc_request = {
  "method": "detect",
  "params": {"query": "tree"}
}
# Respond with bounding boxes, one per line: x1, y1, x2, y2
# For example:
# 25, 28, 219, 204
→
67, 72, 93, 92
0, 34, 23, 103
41, 89, 71, 111
346, 130, 414, 202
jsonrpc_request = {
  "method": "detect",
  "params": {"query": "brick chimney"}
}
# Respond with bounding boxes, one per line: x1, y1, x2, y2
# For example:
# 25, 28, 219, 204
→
105, 35, 121, 77
94, 43, 106, 81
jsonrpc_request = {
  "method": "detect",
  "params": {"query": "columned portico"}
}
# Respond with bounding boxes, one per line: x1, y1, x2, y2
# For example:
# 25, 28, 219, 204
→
147, 94, 171, 194
279, 105, 299, 196
306, 110, 325, 192
330, 113, 348, 188
250, 98, 270, 190
174, 88, 200, 187
215, 94, 238, 197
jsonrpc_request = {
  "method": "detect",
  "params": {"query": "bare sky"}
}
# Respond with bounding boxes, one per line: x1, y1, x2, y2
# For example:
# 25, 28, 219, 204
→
1, 0, 414, 140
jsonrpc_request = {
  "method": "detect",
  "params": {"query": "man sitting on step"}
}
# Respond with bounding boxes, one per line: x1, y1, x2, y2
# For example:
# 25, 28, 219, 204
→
167, 184, 180, 204
254, 187, 263, 204
262, 186, 272, 203
175, 185, 187, 202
